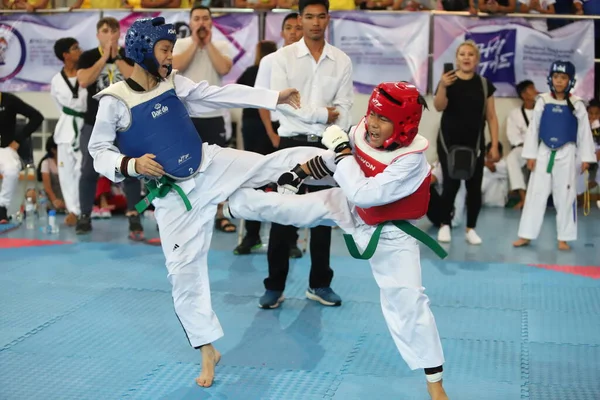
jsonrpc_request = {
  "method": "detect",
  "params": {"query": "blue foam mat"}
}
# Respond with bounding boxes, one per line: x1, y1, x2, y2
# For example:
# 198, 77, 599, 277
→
1, 239, 599, 400
0, 222, 19, 234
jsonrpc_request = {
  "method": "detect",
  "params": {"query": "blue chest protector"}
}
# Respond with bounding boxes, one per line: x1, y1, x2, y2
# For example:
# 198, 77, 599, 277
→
117, 88, 202, 180
538, 103, 578, 150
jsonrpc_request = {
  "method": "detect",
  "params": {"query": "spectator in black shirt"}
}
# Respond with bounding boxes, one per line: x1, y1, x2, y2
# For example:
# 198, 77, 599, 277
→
0, 92, 43, 223
76, 17, 145, 240
433, 40, 500, 245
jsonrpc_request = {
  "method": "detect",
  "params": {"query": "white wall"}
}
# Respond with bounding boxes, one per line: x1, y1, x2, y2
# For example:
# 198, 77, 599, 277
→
15, 91, 522, 164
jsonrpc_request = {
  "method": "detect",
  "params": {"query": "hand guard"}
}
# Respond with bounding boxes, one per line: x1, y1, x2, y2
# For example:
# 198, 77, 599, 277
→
322, 125, 351, 153
277, 164, 307, 195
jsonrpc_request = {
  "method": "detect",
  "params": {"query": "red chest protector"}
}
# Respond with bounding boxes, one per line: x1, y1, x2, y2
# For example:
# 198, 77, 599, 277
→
351, 121, 431, 226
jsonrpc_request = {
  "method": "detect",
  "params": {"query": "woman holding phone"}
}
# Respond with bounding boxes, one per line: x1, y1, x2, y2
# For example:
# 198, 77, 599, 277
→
433, 40, 501, 245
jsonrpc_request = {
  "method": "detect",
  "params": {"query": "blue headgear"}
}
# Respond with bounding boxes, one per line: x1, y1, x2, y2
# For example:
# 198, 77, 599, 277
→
547, 60, 576, 95
125, 17, 177, 79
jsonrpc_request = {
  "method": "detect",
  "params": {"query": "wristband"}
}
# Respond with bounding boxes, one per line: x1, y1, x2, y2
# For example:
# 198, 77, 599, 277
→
127, 158, 140, 177
120, 156, 133, 178
292, 164, 309, 180
334, 142, 352, 154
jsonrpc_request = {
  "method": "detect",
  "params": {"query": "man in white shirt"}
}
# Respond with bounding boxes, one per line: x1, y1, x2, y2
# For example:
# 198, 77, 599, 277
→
254, 12, 303, 149
258, 0, 354, 310
505, 80, 537, 209
233, 12, 304, 256
173, 5, 237, 233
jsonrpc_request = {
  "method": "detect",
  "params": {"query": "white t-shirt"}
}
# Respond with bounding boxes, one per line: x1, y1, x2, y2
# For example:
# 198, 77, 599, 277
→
41, 157, 58, 175
519, 0, 556, 32
173, 37, 234, 118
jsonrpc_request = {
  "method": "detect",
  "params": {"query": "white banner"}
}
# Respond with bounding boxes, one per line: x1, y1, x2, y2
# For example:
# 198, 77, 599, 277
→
329, 12, 430, 95
433, 16, 595, 98
0, 12, 100, 91
105, 11, 259, 85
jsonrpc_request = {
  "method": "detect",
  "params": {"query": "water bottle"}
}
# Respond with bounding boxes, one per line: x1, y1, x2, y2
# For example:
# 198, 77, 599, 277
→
38, 191, 48, 226
25, 197, 36, 229
47, 209, 59, 234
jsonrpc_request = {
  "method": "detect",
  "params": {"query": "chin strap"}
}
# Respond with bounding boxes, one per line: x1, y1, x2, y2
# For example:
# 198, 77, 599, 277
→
143, 58, 164, 81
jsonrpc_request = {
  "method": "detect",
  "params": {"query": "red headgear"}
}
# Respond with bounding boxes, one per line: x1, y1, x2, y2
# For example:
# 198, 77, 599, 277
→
365, 81, 424, 148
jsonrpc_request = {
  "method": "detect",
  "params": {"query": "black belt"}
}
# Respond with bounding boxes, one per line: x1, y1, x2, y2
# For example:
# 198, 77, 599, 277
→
511, 143, 523, 150
288, 134, 321, 143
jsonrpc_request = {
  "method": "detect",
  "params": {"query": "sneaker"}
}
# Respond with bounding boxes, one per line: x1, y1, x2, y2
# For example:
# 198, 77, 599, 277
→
465, 229, 482, 245
0, 206, 8, 224
289, 246, 303, 259
128, 214, 144, 241
100, 208, 112, 219
91, 206, 102, 219
437, 225, 451, 243
258, 290, 285, 309
76, 214, 92, 235
233, 236, 262, 255
306, 287, 342, 307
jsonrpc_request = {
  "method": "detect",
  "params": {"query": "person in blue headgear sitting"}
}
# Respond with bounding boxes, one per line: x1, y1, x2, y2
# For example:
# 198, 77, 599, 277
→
513, 60, 596, 251
87, 16, 328, 388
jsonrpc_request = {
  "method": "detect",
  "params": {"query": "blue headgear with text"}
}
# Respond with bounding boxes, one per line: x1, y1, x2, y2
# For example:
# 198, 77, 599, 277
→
125, 17, 177, 78
547, 60, 576, 94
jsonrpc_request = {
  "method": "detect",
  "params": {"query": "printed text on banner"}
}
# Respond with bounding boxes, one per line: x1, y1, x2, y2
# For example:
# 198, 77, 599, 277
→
432, 15, 595, 99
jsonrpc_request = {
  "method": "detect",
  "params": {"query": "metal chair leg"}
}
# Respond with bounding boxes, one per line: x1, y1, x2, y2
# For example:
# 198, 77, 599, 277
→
15, 163, 37, 222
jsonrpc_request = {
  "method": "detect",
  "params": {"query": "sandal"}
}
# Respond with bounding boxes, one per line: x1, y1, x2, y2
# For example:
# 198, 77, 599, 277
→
215, 217, 237, 233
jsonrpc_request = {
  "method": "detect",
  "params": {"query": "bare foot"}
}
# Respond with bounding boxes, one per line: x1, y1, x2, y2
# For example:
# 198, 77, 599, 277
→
513, 238, 530, 247
427, 380, 449, 400
513, 201, 524, 210
558, 241, 571, 251
64, 212, 77, 226
195, 344, 221, 388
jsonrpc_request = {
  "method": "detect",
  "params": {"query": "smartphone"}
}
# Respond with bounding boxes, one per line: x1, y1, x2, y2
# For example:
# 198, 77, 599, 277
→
443, 63, 454, 74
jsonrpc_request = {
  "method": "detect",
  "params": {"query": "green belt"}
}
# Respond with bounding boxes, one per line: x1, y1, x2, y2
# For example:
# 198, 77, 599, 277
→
62, 106, 85, 151
546, 150, 556, 173
343, 220, 448, 260
135, 176, 192, 214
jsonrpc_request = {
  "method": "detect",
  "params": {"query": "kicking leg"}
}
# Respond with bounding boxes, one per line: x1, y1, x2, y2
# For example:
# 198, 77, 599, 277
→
201, 145, 334, 198
226, 187, 356, 232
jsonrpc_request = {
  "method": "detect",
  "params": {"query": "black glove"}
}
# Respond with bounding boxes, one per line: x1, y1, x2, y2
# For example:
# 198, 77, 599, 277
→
277, 164, 308, 194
